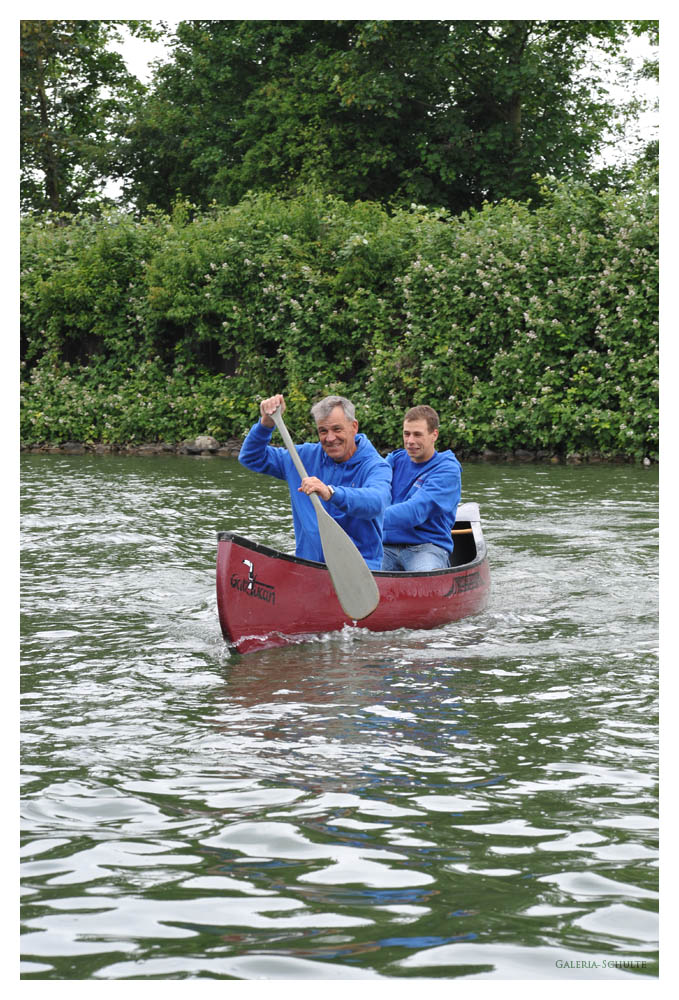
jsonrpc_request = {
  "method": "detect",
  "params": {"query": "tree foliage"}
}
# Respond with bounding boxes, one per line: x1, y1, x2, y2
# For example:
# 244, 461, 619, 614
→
18, 21, 659, 463
20, 19, 159, 214
122, 19, 655, 214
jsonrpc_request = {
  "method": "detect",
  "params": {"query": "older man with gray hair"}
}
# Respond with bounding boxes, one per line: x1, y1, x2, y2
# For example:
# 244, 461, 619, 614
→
238, 393, 392, 569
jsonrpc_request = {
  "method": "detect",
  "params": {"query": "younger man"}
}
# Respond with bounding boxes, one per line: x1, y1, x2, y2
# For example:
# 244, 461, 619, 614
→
382, 405, 461, 571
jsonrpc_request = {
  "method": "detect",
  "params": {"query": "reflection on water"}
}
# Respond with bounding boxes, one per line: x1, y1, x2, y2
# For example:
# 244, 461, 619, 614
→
20, 455, 658, 979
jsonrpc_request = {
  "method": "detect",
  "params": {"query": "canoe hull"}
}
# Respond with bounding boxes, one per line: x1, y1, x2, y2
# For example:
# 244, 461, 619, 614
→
216, 505, 490, 654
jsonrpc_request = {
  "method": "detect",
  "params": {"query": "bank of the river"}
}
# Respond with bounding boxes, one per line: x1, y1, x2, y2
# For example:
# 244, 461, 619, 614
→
19, 435, 654, 465
20, 435, 243, 459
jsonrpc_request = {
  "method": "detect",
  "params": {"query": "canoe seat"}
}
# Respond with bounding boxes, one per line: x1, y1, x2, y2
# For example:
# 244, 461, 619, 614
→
450, 521, 477, 567
449, 502, 480, 566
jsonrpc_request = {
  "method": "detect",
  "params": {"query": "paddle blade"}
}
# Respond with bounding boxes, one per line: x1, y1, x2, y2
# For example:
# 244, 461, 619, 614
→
315, 504, 380, 620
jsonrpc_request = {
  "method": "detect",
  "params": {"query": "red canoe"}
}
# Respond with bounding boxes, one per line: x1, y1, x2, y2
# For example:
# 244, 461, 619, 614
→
216, 502, 490, 654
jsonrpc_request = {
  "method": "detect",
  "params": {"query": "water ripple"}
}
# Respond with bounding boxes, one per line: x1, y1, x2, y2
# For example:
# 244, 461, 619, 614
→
20, 456, 658, 979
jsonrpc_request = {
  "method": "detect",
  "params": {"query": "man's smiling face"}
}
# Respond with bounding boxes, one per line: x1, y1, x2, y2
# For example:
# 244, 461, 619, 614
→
316, 406, 359, 463
403, 418, 439, 463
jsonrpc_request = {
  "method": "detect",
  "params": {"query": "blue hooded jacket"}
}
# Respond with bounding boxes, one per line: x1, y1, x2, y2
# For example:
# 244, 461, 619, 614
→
383, 449, 462, 552
238, 422, 392, 569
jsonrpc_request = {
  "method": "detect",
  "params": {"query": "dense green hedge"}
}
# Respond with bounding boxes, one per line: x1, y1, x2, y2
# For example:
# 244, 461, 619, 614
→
20, 175, 658, 459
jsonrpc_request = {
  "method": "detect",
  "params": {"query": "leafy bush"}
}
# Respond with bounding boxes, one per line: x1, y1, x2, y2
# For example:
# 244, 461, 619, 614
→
20, 176, 658, 459
359, 176, 658, 459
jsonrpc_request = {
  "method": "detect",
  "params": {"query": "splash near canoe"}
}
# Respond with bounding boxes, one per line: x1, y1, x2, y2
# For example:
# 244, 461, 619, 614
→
216, 502, 490, 654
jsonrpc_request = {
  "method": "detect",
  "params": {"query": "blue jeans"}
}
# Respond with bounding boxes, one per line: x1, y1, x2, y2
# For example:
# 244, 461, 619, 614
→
381, 542, 451, 572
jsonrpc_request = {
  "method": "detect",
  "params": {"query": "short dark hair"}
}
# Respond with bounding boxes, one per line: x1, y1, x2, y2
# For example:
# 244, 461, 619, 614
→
404, 405, 439, 432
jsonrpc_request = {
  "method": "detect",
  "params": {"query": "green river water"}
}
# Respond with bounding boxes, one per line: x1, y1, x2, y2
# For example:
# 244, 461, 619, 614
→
20, 453, 659, 980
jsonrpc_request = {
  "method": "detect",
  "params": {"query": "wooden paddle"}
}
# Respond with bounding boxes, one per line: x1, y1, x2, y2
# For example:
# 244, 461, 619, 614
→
270, 406, 380, 621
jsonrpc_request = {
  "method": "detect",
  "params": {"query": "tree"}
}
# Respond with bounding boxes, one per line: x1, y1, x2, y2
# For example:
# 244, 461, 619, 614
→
122, 19, 657, 214
20, 20, 160, 214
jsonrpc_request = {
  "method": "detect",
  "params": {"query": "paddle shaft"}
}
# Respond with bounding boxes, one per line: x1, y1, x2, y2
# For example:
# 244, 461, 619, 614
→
271, 409, 323, 514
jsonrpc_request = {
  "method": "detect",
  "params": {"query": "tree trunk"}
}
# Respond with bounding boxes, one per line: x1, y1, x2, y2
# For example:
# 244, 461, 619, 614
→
505, 21, 531, 151
35, 54, 60, 212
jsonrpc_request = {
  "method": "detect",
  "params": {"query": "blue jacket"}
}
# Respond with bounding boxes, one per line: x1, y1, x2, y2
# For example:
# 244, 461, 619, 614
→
383, 449, 462, 552
238, 422, 392, 569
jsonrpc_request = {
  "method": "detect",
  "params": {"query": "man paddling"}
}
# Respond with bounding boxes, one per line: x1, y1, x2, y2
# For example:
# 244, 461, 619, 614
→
381, 405, 462, 571
239, 394, 391, 570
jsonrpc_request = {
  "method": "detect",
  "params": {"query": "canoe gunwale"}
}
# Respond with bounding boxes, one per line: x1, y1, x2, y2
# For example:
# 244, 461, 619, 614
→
217, 531, 487, 580
216, 522, 486, 578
